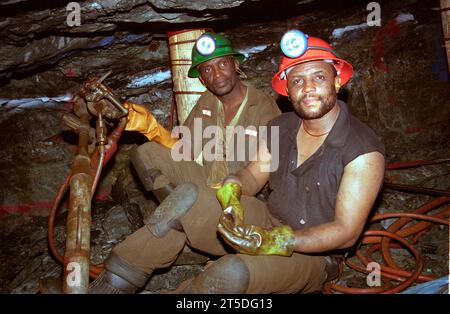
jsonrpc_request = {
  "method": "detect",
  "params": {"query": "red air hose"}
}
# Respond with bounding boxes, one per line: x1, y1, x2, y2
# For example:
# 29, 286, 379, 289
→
325, 160, 450, 294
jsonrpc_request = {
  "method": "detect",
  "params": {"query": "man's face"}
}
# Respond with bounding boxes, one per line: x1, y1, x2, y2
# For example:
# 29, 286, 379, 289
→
286, 61, 340, 120
198, 56, 239, 96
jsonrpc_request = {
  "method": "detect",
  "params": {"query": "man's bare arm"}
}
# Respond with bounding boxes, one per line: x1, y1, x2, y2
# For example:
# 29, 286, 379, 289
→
293, 151, 385, 253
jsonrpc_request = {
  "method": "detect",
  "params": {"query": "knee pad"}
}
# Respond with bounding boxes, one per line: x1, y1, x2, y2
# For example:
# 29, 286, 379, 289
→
184, 255, 250, 294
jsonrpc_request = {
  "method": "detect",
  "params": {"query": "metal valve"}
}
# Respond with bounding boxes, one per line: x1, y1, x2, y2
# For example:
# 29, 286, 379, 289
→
79, 70, 128, 118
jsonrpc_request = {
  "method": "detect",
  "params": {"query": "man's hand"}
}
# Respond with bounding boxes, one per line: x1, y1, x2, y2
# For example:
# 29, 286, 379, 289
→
124, 102, 177, 148
217, 207, 296, 256
216, 181, 296, 256
124, 102, 158, 133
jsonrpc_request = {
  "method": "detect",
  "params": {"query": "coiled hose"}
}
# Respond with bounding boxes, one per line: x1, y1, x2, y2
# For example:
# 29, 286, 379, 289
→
325, 159, 450, 294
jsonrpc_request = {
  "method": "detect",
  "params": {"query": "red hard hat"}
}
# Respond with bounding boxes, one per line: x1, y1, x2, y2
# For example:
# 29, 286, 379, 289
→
272, 35, 353, 96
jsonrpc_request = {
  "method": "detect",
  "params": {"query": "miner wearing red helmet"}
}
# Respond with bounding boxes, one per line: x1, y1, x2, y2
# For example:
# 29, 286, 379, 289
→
202, 30, 387, 293
272, 30, 353, 96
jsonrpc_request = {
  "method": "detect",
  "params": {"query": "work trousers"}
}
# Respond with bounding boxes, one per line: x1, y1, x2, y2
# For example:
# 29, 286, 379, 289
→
113, 142, 327, 293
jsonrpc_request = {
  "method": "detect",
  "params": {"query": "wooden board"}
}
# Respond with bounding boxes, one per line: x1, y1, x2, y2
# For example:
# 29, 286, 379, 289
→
167, 29, 209, 125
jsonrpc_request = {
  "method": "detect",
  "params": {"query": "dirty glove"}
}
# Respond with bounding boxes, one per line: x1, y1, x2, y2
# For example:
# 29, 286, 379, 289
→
217, 206, 296, 256
216, 181, 296, 256
124, 102, 178, 149
216, 182, 244, 224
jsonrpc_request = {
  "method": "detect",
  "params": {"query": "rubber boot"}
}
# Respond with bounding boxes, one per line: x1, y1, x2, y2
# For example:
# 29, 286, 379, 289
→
179, 255, 250, 294
40, 254, 149, 294
89, 252, 150, 294
145, 182, 198, 238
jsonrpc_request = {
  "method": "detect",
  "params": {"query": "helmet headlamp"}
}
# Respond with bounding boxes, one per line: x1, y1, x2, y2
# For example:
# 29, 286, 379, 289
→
280, 30, 308, 58
195, 34, 216, 56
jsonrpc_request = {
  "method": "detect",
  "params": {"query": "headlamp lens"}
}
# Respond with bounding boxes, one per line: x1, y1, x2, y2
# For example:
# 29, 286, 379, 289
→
280, 30, 308, 58
196, 34, 216, 55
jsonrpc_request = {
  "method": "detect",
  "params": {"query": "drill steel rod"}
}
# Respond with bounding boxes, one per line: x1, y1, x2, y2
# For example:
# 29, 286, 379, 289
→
62, 112, 93, 294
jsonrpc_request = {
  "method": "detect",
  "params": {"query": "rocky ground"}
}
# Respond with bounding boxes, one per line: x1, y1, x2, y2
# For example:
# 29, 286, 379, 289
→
0, 160, 448, 294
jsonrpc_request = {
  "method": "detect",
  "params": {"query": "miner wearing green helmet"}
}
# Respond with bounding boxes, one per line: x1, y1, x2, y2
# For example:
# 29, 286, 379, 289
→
86, 31, 282, 294
188, 32, 245, 78
174, 31, 280, 189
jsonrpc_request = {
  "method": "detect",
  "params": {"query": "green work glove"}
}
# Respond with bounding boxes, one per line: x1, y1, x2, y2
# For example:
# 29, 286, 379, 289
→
217, 205, 296, 257
216, 181, 244, 225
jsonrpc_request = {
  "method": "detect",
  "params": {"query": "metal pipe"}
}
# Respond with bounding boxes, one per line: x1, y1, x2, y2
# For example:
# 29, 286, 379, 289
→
62, 112, 93, 294
47, 79, 128, 292
91, 111, 106, 199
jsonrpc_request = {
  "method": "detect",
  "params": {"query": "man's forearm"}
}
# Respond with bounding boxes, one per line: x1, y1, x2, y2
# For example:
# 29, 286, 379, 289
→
225, 167, 261, 196
293, 222, 359, 253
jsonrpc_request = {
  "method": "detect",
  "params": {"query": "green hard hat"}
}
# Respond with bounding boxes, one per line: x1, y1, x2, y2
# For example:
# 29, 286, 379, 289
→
188, 32, 245, 78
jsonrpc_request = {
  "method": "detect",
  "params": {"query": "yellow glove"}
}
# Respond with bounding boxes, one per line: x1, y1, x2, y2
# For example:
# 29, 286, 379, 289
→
216, 182, 243, 224
124, 102, 177, 149
218, 208, 296, 256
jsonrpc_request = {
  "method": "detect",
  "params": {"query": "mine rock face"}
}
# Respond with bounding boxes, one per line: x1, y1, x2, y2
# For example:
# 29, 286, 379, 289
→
0, 0, 449, 294
0, 0, 250, 94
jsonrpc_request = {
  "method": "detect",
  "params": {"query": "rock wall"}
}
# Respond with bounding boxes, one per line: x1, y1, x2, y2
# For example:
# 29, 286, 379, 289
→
0, 0, 448, 216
